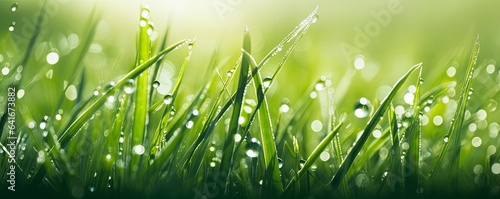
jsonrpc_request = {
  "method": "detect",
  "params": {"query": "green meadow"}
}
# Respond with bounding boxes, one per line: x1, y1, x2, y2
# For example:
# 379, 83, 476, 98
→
1, 0, 500, 198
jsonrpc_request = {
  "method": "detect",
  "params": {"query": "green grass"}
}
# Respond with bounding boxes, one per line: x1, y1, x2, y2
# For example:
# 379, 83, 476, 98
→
1, 2, 500, 199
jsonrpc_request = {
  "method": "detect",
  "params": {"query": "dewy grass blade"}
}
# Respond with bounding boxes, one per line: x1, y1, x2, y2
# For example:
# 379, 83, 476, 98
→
219, 26, 251, 196
431, 36, 480, 192
282, 122, 343, 197
58, 39, 189, 148
249, 54, 284, 194
403, 65, 423, 195
148, 38, 195, 161
130, 6, 153, 177
183, 7, 317, 171
329, 62, 422, 190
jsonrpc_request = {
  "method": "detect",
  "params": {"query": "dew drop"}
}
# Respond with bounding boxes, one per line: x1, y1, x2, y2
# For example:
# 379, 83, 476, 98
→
469, 88, 474, 95
185, 120, 194, 129
262, 76, 272, 88
309, 91, 317, 99
163, 94, 173, 105
419, 78, 424, 84
278, 158, 283, 168
227, 69, 234, 77
141, 9, 150, 18
139, 20, 147, 27
123, 79, 136, 94
11, 3, 18, 12
315, 79, 326, 91
245, 138, 261, 158
105, 154, 112, 161
354, 97, 372, 118
299, 159, 306, 169
444, 135, 449, 143
311, 13, 319, 23
132, 145, 145, 155
152, 80, 160, 88
8, 22, 15, 31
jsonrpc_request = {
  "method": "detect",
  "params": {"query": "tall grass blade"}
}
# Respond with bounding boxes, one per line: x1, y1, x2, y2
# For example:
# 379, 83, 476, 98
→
283, 122, 343, 197
329, 62, 422, 189
431, 36, 480, 192
130, 7, 153, 177
403, 66, 423, 195
249, 54, 284, 195
219, 26, 251, 196
58, 39, 189, 148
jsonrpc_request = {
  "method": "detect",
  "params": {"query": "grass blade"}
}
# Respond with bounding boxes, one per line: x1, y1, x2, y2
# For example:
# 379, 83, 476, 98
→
403, 66, 423, 195
283, 122, 344, 197
329, 62, 422, 189
219, 26, 251, 196
58, 39, 189, 148
431, 36, 480, 192
130, 7, 153, 177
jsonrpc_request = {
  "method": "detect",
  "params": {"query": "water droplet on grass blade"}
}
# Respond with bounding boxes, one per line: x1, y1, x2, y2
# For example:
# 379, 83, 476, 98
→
444, 135, 449, 143
278, 158, 283, 168
163, 95, 173, 105
263, 76, 272, 88
311, 13, 319, 23
354, 97, 372, 118
11, 3, 18, 12
299, 159, 306, 169
123, 79, 136, 94
8, 22, 15, 31
245, 138, 261, 158
186, 120, 194, 129
227, 69, 234, 77
152, 80, 160, 88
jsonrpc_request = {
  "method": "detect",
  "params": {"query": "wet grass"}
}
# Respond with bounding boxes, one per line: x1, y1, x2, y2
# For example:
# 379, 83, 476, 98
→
1, 3, 500, 199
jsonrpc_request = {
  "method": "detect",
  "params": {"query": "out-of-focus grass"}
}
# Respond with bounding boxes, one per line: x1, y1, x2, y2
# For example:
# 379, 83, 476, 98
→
1, 1, 500, 199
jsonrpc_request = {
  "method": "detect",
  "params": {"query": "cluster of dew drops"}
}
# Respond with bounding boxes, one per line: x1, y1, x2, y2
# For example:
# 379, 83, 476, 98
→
8, 3, 18, 31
